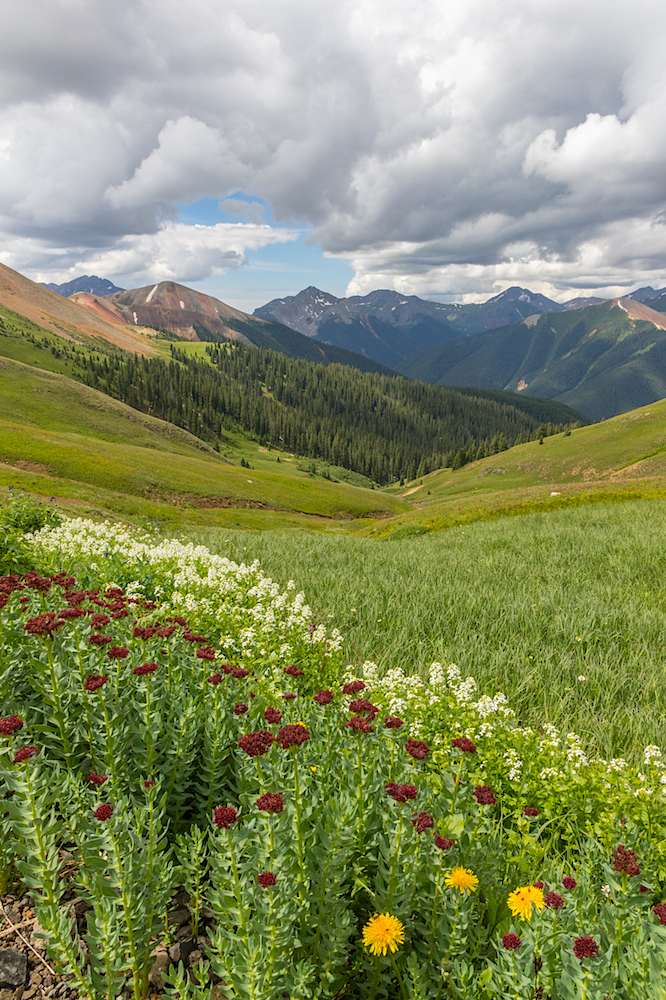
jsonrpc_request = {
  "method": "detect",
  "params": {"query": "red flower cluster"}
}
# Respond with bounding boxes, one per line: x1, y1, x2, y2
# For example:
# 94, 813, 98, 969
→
342, 681, 365, 695
283, 665, 305, 678
133, 662, 159, 676
144, 780, 154, 789
473, 785, 496, 805
196, 646, 216, 661
524, 807, 540, 817
451, 737, 477, 753
412, 811, 434, 834
405, 739, 430, 760
93, 804, 113, 821
90, 614, 110, 628
282, 693, 296, 701
23, 613, 63, 636
257, 793, 284, 813
653, 902, 666, 925
13, 746, 38, 764
158, 626, 177, 639
107, 646, 129, 659
612, 844, 639, 876
84, 674, 109, 692
87, 772, 108, 787
257, 872, 277, 888
207, 673, 224, 685
314, 690, 333, 705
57, 608, 86, 619
562, 876, 577, 890
264, 707, 282, 724
384, 716, 404, 729
434, 836, 453, 851
234, 703, 249, 716
166, 616, 187, 627
348, 698, 378, 717
573, 936, 598, 960
133, 626, 160, 640
238, 730, 275, 757
89, 634, 113, 646
0, 715, 24, 736
544, 891, 564, 910
533, 882, 545, 890
183, 633, 208, 645
23, 572, 52, 593
276, 724, 310, 749
220, 664, 236, 675
344, 716, 374, 734
502, 933, 521, 951
212, 805, 238, 829
385, 782, 418, 803
232, 667, 250, 679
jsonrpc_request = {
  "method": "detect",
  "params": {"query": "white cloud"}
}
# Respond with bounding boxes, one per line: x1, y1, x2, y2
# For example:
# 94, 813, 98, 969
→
1, 0, 666, 296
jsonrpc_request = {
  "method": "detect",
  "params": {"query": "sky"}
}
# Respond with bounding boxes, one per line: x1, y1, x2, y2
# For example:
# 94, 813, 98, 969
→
2, 0, 666, 313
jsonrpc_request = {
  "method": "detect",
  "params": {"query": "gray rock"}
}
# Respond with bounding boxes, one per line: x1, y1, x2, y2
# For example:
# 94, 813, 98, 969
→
148, 953, 170, 992
0, 949, 27, 987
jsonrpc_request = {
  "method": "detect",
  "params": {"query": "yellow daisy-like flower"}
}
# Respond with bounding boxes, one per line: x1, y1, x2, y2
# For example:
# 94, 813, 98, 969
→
362, 913, 405, 956
507, 885, 545, 921
444, 866, 479, 895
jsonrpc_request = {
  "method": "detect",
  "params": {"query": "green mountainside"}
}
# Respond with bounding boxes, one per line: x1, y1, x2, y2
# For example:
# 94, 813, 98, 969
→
399, 300, 666, 420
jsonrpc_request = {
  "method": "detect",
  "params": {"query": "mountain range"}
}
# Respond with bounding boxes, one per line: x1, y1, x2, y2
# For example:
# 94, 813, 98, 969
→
41, 274, 125, 297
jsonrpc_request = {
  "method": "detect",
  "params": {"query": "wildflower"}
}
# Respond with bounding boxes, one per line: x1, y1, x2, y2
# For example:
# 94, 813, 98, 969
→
524, 807, 540, 817
612, 844, 640, 876
133, 662, 159, 676
345, 715, 374, 733
23, 613, 63, 636
282, 693, 296, 700
434, 836, 453, 851
544, 891, 564, 910
276, 724, 310, 749
87, 772, 108, 787
573, 936, 598, 960
653, 903, 666, 925
257, 872, 277, 888
144, 780, 154, 788
362, 913, 405, 956
502, 933, 521, 951
385, 782, 417, 803
93, 804, 113, 821
232, 667, 249, 679
13, 746, 38, 764
412, 811, 434, 834
507, 885, 545, 920
640, 885, 651, 893
473, 785, 496, 805
84, 674, 109, 692
601, 884, 611, 899
451, 736, 477, 753
183, 633, 207, 644
207, 673, 224, 685
107, 646, 129, 659
220, 664, 235, 674
166, 616, 187, 627
342, 681, 365, 695
533, 882, 545, 890
89, 634, 113, 646
257, 793, 284, 813
349, 698, 379, 719
57, 608, 86, 619
444, 867, 479, 895
283, 664, 305, 677
234, 703, 249, 715
212, 806, 238, 829
385, 716, 404, 728
314, 689, 333, 705
90, 614, 110, 628
405, 739, 430, 760
264, 707, 282, 724
195, 645, 215, 661
133, 626, 159, 640
562, 876, 577, 890
0, 715, 24, 736
157, 626, 176, 638
238, 730, 275, 757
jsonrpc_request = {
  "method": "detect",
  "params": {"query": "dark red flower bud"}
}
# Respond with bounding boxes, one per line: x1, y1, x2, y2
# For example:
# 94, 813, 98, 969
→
411, 811, 434, 834
573, 936, 598, 960
473, 785, 496, 805
220, 664, 235, 674
212, 805, 238, 829
342, 681, 365, 695
157, 626, 176, 638
257, 871, 276, 887
84, 674, 109, 692
384, 716, 404, 728
87, 772, 108, 786
93, 803, 113, 821
232, 667, 249, 679
238, 730, 275, 757
314, 689, 333, 705
207, 673, 224, 685
234, 703, 249, 715
282, 693, 296, 701
562, 876, 577, 890
107, 646, 129, 659
348, 698, 379, 719
23, 613, 63, 636
653, 902, 666, 925
264, 707, 282, 724
90, 614, 110, 628
434, 836, 453, 851
133, 662, 159, 676
276, 724, 310, 749
612, 844, 640, 877
257, 793, 284, 813
283, 664, 304, 677
451, 737, 477, 753
144, 780, 154, 789
344, 715, 374, 734
165, 616, 187, 626
89, 633, 113, 646
405, 739, 430, 760
13, 745, 38, 763
502, 933, 521, 951
196, 645, 216, 661
544, 891, 564, 910
524, 807, 540, 817
0, 715, 24, 736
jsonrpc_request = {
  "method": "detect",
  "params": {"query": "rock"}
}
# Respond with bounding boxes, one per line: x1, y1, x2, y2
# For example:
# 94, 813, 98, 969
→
166, 908, 190, 929
176, 925, 193, 943
148, 953, 170, 992
23, 988, 36, 1000
0, 950, 27, 988
169, 938, 195, 965
188, 950, 201, 971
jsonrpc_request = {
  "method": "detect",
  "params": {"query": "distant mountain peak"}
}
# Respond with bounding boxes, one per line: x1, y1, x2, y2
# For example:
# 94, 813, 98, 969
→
40, 275, 125, 298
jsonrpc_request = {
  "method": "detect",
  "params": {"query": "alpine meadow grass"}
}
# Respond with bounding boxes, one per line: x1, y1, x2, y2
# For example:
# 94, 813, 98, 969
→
189, 497, 666, 763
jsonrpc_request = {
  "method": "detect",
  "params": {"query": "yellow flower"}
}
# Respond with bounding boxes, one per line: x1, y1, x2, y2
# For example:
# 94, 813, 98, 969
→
444, 866, 479, 895
362, 913, 405, 956
507, 885, 545, 921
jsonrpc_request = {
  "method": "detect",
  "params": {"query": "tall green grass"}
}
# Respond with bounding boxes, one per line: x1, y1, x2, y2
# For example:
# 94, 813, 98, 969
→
190, 499, 666, 762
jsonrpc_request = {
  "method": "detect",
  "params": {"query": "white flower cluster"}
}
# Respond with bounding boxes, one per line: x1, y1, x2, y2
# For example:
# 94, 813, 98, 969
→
503, 748, 523, 782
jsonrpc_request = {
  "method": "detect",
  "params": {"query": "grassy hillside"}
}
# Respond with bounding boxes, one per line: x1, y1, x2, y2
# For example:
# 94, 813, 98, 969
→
0, 358, 409, 529
399, 300, 666, 420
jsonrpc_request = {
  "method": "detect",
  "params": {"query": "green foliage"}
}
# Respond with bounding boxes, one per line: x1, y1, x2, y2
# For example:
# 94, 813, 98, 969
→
0, 488, 62, 574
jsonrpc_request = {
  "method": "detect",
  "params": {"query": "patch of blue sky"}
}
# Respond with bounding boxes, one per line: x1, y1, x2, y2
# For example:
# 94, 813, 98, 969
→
176, 196, 353, 312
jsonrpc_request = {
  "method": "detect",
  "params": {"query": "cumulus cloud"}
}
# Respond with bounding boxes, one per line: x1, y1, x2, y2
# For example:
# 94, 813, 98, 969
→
1, 0, 666, 296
